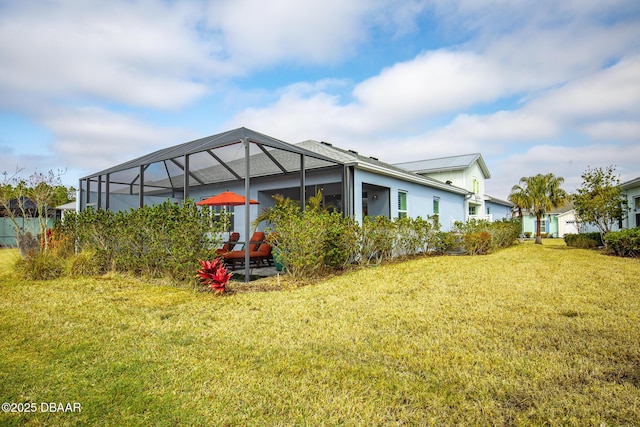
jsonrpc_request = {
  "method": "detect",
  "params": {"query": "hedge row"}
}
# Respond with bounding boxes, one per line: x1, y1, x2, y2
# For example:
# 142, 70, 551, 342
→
564, 232, 603, 248
603, 228, 640, 258
48, 200, 227, 281
264, 197, 522, 277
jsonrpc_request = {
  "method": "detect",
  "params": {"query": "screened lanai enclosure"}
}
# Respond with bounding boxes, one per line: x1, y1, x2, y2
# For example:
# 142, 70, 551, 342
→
79, 128, 348, 281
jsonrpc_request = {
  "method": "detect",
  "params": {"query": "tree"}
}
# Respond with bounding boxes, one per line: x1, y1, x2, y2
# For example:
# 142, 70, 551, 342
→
509, 173, 568, 244
508, 184, 531, 238
0, 167, 72, 255
573, 166, 628, 245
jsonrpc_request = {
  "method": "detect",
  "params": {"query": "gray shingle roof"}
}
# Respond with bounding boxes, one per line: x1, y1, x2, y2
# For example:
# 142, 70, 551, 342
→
395, 153, 491, 179
297, 140, 469, 195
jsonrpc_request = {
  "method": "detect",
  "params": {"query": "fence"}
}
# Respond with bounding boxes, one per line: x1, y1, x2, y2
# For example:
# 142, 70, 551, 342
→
0, 218, 54, 247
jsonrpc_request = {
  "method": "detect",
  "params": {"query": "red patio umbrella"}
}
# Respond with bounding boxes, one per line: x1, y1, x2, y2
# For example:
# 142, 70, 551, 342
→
196, 191, 259, 207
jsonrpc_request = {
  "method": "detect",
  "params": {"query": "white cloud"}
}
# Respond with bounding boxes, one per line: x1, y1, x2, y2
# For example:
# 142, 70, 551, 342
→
204, 0, 371, 66
351, 50, 507, 129
42, 107, 193, 171
528, 55, 640, 123
203, 0, 431, 67
582, 121, 640, 142
0, 0, 219, 110
491, 142, 640, 198
414, 111, 558, 151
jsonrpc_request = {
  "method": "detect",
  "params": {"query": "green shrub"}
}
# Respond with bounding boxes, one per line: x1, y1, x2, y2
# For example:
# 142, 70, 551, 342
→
323, 213, 359, 269
392, 216, 436, 258
260, 193, 360, 277
524, 231, 532, 238
488, 219, 521, 249
56, 200, 225, 281
564, 233, 600, 249
454, 219, 520, 254
603, 228, 640, 258
15, 251, 65, 280
359, 216, 395, 264
271, 211, 327, 277
462, 231, 492, 255
430, 231, 458, 255
565, 232, 603, 247
69, 249, 112, 277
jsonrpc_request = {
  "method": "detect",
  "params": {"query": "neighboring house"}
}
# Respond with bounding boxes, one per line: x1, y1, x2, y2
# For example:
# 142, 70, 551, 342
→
537, 176, 640, 237
78, 128, 474, 235
395, 153, 513, 223
520, 204, 575, 238
556, 208, 582, 236
55, 201, 78, 221
621, 176, 640, 229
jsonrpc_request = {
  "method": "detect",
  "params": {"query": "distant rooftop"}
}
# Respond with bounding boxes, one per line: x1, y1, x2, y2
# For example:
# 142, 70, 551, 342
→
621, 176, 640, 189
395, 153, 490, 179
297, 140, 469, 195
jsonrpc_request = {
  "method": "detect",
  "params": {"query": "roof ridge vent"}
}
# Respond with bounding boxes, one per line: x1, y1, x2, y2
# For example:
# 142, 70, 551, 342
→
369, 156, 378, 161
320, 141, 332, 146
348, 149, 358, 155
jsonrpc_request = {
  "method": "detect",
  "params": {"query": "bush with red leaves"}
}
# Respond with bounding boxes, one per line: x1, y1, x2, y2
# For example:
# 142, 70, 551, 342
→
196, 258, 232, 294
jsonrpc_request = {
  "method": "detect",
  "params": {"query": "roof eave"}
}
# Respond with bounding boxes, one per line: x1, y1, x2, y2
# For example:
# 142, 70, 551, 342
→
356, 162, 469, 195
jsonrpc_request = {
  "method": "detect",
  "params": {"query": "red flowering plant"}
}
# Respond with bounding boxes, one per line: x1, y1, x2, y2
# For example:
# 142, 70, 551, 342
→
196, 258, 232, 294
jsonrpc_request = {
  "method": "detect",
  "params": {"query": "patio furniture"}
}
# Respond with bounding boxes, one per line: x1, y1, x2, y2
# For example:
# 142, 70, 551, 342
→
215, 232, 240, 255
223, 231, 274, 269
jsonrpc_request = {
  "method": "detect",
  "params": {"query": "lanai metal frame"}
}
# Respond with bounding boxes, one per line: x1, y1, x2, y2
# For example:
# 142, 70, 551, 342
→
79, 127, 347, 282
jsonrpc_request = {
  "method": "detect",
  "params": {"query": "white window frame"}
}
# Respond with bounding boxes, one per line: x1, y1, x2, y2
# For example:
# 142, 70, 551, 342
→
398, 190, 408, 218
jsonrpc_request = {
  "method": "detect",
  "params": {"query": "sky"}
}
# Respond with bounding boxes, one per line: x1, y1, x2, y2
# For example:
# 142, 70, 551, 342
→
1, 0, 639, 200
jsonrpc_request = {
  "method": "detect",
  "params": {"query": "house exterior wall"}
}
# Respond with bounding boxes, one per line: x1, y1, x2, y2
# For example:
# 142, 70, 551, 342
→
485, 200, 512, 221
189, 168, 342, 241
623, 183, 640, 229
353, 169, 466, 230
521, 213, 559, 237
424, 170, 466, 189
421, 162, 486, 195
557, 211, 580, 237
419, 161, 490, 221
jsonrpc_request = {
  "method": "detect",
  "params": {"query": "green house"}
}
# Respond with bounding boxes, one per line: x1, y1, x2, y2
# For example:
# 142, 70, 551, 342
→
519, 204, 575, 238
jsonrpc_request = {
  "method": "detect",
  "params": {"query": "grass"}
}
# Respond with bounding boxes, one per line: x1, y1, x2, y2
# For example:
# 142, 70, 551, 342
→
0, 240, 639, 426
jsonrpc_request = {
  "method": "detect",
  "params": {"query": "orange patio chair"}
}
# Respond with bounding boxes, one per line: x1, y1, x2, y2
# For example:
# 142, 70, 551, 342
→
215, 232, 240, 255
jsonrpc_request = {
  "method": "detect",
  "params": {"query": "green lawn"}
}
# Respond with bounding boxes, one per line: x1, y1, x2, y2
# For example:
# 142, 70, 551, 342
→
1, 241, 639, 426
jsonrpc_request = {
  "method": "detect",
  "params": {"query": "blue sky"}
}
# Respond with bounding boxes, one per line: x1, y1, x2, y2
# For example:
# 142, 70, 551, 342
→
1, 0, 639, 199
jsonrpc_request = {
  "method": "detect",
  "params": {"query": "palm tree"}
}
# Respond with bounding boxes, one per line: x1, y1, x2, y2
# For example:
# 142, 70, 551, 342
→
509, 173, 568, 244
508, 185, 531, 239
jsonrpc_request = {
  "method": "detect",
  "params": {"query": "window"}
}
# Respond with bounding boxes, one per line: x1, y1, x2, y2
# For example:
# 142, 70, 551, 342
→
472, 178, 479, 194
398, 191, 407, 218
539, 220, 547, 233
433, 196, 440, 214
469, 205, 477, 215
205, 205, 234, 230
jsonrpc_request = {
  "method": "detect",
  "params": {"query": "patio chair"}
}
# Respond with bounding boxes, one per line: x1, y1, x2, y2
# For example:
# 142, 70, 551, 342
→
215, 232, 240, 255
223, 232, 273, 269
